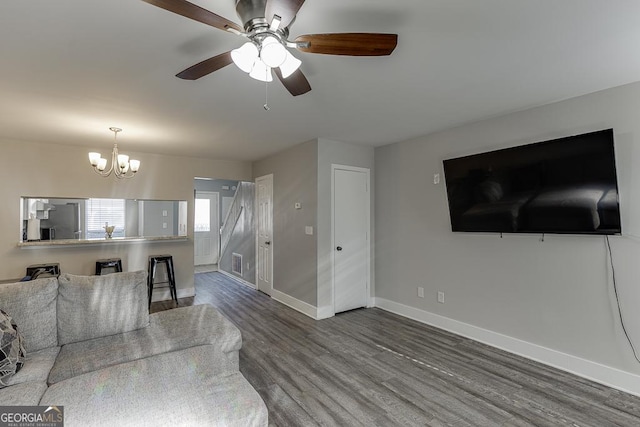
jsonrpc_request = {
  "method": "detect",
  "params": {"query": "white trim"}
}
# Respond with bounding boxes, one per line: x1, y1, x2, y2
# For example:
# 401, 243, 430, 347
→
218, 268, 257, 289
316, 305, 334, 320
151, 286, 195, 302
374, 297, 640, 397
330, 164, 372, 316
272, 289, 317, 319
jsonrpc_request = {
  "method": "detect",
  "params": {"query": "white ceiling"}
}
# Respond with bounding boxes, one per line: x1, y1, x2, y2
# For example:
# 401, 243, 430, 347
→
2, 0, 640, 162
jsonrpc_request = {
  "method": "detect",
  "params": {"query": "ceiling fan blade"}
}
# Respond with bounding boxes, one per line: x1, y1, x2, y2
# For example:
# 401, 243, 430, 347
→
142, 0, 242, 32
265, 0, 305, 29
295, 33, 398, 56
274, 68, 311, 96
176, 51, 234, 80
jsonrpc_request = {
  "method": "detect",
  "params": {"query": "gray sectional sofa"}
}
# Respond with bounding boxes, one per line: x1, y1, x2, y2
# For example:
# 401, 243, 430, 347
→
0, 271, 267, 426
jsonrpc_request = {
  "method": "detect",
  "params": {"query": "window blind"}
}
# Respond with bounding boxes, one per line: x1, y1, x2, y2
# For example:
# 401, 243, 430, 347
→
86, 198, 125, 238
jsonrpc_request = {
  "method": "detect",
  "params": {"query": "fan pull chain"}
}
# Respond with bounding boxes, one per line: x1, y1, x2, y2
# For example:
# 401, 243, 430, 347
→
263, 78, 270, 111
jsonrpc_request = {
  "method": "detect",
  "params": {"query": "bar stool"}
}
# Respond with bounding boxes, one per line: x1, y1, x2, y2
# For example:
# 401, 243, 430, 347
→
95, 258, 123, 275
26, 263, 60, 279
147, 255, 177, 309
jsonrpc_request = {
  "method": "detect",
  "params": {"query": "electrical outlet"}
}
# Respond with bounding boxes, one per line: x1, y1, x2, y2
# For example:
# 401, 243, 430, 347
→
417, 287, 424, 298
437, 291, 445, 304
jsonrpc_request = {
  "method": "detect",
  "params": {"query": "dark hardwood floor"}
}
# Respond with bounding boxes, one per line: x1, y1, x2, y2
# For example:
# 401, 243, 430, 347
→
155, 272, 640, 426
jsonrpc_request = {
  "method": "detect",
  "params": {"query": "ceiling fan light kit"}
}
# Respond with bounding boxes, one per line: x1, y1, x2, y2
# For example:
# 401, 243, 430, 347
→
279, 51, 302, 78
230, 42, 259, 73
260, 35, 287, 68
249, 58, 273, 82
142, 0, 398, 96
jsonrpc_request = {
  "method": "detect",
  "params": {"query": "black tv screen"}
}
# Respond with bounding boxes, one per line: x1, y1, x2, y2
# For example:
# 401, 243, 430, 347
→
443, 129, 621, 235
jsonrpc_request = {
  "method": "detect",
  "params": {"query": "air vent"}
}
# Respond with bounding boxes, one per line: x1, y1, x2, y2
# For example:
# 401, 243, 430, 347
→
232, 253, 243, 276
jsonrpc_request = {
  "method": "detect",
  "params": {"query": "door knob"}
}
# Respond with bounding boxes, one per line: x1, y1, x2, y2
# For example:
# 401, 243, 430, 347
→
336, 246, 343, 251
265, 241, 271, 245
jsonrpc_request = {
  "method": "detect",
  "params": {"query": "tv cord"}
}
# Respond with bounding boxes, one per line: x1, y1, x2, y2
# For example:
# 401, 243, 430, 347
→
605, 235, 640, 364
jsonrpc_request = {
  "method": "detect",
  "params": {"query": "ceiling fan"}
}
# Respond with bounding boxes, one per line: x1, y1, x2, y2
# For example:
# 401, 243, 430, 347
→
142, 0, 398, 96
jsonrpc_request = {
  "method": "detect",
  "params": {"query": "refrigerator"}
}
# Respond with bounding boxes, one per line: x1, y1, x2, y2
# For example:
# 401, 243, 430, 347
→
42, 203, 81, 240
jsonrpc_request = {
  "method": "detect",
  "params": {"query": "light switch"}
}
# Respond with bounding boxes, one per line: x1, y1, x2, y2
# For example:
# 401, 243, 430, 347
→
162, 210, 168, 217
433, 173, 440, 185
305, 226, 313, 235
162, 222, 167, 229
222, 185, 230, 190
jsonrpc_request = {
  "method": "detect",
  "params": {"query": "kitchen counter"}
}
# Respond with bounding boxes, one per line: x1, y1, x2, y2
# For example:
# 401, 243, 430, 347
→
18, 235, 188, 248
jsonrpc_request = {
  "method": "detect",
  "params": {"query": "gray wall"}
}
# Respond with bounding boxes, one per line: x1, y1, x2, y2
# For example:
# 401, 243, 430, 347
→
141, 200, 176, 237
317, 139, 375, 316
218, 181, 256, 284
253, 140, 318, 305
375, 81, 640, 376
252, 138, 375, 312
0, 138, 252, 300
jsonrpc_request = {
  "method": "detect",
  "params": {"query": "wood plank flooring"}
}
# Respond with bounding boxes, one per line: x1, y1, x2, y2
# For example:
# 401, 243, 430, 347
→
160, 272, 640, 426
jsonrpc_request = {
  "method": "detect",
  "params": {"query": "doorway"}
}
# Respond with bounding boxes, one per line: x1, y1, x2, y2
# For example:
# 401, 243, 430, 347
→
194, 191, 219, 267
332, 165, 370, 314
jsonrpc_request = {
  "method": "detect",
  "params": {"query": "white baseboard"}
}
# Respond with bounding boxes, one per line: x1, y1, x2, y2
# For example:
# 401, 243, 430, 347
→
374, 297, 640, 397
151, 286, 194, 302
271, 289, 317, 319
316, 305, 334, 320
218, 269, 256, 289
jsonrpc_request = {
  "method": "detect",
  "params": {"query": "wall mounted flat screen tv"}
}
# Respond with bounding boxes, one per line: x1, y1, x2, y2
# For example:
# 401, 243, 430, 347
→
443, 129, 621, 235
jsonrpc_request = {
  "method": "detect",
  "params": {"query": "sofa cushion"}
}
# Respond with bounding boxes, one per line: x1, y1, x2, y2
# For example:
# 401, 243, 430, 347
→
0, 309, 26, 387
0, 381, 49, 406
6, 346, 59, 386
57, 271, 149, 345
0, 277, 58, 352
41, 346, 268, 427
49, 304, 241, 384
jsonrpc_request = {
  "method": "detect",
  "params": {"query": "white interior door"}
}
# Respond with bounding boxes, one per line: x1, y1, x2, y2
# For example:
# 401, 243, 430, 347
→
194, 191, 219, 266
256, 174, 273, 295
333, 166, 370, 314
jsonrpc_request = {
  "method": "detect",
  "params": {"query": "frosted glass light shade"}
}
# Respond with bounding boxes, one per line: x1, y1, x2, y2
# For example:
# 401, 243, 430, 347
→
279, 51, 302, 78
117, 154, 129, 170
231, 42, 259, 73
249, 59, 273, 82
260, 36, 287, 68
89, 152, 101, 166
129, 159, 140, 173
97, 158, 108, 171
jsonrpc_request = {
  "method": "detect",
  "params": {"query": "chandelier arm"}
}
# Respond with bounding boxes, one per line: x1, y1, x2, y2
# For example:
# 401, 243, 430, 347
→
112, 145, 122, 178
94, 167, 112, 177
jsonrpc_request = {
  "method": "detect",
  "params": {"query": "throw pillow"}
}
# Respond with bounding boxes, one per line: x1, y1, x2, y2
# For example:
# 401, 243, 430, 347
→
57, 271, 149, 345
0, 277, 59, 352
0, 309, 26, 387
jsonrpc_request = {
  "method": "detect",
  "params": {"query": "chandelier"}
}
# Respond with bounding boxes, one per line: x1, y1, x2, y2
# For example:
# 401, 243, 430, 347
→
229, 16, 302, 83
88, 127, 140, 179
